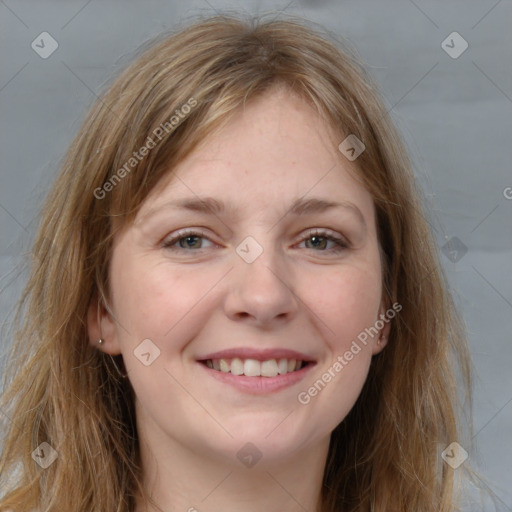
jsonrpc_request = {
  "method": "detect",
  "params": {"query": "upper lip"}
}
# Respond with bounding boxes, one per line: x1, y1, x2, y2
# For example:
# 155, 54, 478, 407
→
197, 347, 317, 362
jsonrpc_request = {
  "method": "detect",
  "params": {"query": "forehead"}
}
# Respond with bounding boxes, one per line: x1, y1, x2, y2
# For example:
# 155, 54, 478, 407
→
136, 88, 374, 226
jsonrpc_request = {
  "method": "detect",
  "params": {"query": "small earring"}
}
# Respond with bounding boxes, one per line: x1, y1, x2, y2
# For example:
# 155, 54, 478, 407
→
98, 338, 104, 345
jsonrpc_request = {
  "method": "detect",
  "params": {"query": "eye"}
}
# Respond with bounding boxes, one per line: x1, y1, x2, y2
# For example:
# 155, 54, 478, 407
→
162, 229, 215, 251
297, 229, 349, 253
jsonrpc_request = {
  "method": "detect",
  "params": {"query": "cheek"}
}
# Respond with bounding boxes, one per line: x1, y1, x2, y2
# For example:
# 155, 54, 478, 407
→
294, 261, 382, 430
111, 257, 219, 348
110, 260, 219, 404
307, 263, 382, 352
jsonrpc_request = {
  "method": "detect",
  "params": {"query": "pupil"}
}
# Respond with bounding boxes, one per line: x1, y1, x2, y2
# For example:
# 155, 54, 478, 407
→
309, 236, 326, 249
182, 236, 200, 248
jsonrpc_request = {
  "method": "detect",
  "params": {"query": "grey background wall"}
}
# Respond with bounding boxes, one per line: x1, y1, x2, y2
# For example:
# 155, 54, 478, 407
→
1, 0, 511, 509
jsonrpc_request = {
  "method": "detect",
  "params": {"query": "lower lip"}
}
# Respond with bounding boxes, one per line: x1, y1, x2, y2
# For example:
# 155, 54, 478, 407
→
197, 362, 316, 395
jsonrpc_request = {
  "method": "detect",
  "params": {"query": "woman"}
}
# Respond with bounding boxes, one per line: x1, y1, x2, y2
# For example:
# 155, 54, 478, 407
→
0, 13, 473, 512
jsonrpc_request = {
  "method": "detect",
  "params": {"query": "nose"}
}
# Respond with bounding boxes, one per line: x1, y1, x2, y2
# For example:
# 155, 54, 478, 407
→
223, 243, 299, 328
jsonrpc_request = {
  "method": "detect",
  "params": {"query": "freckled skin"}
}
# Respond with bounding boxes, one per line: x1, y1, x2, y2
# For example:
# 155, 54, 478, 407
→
88, 87, 389, 512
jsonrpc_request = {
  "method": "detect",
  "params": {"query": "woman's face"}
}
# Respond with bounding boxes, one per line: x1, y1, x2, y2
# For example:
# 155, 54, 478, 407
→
91, 87, 388, 468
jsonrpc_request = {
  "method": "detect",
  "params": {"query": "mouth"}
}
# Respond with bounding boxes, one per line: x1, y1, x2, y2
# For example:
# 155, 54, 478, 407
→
196, 349, 317, 395
198, 357, 314, 377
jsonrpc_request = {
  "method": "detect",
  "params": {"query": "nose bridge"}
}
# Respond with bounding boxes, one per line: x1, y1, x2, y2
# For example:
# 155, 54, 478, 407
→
225, 233, 298, 325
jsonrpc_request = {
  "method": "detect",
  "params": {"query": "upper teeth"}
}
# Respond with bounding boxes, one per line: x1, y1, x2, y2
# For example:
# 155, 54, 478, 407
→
205, 358, 304, 377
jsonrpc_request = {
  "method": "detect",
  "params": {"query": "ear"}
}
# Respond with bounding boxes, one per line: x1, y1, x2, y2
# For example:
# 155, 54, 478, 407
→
371, 298, 392, 356
87, 292, 122, 355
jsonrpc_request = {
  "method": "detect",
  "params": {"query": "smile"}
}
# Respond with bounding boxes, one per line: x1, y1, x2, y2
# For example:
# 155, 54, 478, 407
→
201, 357, 309, 377
196, 348, 317, 394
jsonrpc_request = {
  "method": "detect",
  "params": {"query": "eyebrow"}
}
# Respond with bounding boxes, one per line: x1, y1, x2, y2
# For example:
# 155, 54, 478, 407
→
141, 196, 366, 226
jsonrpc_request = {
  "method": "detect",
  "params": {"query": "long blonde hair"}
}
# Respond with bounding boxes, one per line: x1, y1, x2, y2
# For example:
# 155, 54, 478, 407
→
0, 13, 473, 512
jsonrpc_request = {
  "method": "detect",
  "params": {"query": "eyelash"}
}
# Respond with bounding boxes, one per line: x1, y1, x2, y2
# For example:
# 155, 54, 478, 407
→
161, 229, 349, 254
